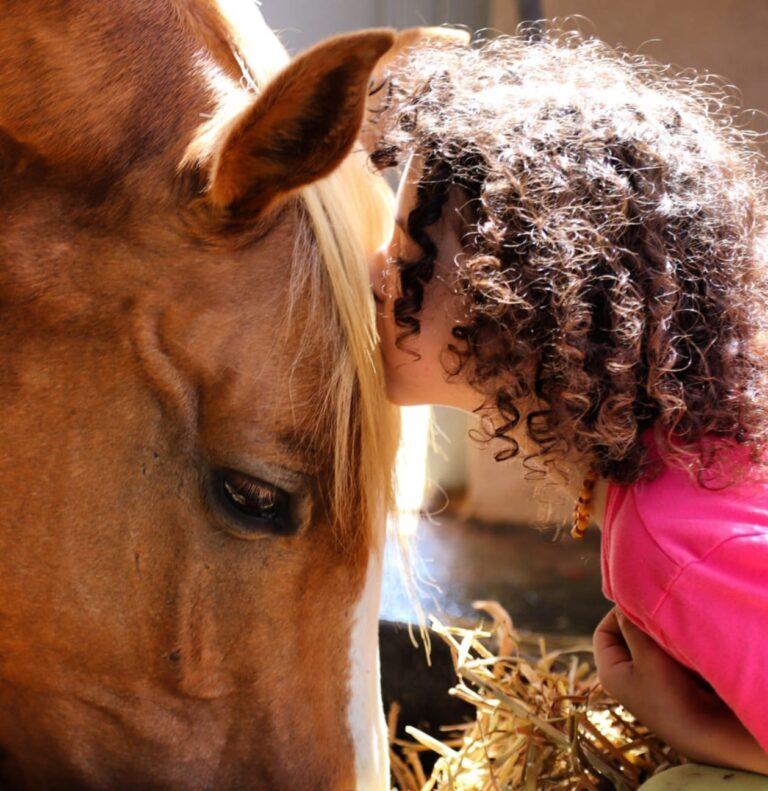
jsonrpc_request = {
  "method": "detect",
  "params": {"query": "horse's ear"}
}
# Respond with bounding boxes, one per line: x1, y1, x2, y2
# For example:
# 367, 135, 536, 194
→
206, 29, 394, 217
361, 26, 470, 156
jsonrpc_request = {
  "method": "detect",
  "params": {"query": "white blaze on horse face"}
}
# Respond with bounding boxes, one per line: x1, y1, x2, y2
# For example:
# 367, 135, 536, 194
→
348, 546, 388, 791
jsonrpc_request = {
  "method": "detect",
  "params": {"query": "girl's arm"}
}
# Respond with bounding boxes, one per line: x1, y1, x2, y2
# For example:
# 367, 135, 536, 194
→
593, 608, 768, 775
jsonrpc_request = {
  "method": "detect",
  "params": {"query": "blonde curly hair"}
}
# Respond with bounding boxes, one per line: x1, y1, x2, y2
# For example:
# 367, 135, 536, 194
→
372, 27, 768, 484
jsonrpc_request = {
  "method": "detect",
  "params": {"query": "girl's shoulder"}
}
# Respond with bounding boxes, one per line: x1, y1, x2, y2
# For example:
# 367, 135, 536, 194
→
607, 434, 768, 567
601, 433, 768, 626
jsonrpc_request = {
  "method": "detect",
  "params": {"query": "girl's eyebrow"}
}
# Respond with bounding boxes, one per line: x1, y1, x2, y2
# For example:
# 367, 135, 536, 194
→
395, 216, 408, 233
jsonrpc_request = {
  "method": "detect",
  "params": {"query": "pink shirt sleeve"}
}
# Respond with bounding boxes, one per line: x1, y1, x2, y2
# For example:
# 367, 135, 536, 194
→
650, 532, 768, 753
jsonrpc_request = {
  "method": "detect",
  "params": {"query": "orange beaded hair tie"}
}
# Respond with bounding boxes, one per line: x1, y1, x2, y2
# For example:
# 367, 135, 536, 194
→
571, 468, 597, 540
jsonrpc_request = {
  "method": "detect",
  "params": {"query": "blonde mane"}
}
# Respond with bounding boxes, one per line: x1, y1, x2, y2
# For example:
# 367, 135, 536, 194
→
300, 169, 401, 547
178, 0, 400, 549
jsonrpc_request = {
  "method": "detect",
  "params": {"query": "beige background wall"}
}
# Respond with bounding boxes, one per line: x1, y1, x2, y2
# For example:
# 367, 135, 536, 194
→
492, 1, 768, 141
261, 0, 488, 53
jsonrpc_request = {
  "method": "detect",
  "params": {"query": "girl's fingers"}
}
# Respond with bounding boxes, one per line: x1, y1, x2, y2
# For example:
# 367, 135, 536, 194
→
593, 607, 632, 676
615, 610, 664, 662
615, 611, 702, 692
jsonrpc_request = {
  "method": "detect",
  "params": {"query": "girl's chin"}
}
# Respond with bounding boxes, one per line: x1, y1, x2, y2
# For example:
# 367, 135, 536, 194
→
383, 374, 424, 407
383, 370, 481, 412
382, 363, 434, 407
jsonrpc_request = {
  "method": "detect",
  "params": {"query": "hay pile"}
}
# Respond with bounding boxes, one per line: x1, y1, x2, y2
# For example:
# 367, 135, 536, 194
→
389, 602, 681, 791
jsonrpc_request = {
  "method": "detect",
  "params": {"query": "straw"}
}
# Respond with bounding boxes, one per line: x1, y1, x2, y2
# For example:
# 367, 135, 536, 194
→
389, 602, 682, 790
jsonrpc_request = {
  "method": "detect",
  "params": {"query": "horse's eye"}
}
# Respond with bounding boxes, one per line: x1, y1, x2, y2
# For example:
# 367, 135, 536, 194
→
212, 469, 294, 536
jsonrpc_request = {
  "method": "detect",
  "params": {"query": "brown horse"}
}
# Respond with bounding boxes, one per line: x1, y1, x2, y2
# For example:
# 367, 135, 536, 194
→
0, 1, 401, 787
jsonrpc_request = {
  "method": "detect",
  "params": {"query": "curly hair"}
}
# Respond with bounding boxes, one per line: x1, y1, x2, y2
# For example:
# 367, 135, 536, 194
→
372, 27, 768, 485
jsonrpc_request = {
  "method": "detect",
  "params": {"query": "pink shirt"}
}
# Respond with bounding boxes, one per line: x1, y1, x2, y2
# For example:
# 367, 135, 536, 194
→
601, 435, 768, 752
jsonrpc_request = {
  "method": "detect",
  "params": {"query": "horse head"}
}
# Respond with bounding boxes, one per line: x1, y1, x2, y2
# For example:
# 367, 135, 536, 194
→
0, 1, 399, 787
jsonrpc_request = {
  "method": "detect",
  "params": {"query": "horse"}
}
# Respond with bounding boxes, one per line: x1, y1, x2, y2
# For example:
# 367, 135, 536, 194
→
0, 1, 401, 787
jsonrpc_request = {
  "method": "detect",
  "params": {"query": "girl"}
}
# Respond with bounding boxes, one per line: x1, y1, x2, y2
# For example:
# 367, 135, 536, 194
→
369, 30, 768, 775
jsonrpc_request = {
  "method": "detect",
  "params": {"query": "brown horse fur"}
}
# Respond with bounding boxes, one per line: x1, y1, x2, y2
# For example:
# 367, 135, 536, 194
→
0, 1, 399, 788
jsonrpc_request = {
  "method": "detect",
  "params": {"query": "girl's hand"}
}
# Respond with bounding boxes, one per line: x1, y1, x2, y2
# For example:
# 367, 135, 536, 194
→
593, 607, 768, 775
